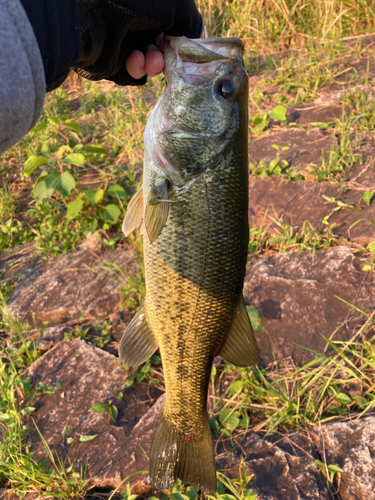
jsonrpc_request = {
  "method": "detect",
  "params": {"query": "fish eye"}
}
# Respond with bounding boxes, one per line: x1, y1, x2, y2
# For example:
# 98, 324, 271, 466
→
217, 80, 236, 99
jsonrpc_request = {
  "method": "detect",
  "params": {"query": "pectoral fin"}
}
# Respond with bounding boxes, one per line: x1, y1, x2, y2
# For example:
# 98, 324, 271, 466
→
144, 180, 171, 243
122, 185, 144, 236
119, 303, 158, 367
219, 296, 260, 367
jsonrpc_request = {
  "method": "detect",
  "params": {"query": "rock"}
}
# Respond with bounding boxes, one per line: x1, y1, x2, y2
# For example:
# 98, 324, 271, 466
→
8, 243, 139, 326
248, 176, 375, 246
244, 246, 373, 366
25, 339, 163, 492
36, 324, 71, 351
217, 432, 330, 500
312, 416, 375, 500
249, 127, 335, 169
287, 102, 351, 126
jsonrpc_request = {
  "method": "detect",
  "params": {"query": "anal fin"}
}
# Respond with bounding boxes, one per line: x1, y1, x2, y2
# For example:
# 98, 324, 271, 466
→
219, 295, 260, 367
119, 303, 158, 367
122, 184, 144, 237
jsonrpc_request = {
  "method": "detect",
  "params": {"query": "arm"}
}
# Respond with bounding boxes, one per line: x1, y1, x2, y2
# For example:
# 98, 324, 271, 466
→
0, 0, 202, 155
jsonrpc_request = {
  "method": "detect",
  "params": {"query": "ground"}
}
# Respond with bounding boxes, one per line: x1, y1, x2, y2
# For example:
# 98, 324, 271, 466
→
1, 8, 375, 500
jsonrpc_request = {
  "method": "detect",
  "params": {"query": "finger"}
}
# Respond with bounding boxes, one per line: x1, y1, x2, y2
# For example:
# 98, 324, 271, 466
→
144, 48, 164, 77
125, 50, 146, 80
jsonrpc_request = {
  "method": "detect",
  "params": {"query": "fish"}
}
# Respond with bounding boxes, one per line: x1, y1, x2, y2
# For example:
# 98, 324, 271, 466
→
120, 35, 259, 494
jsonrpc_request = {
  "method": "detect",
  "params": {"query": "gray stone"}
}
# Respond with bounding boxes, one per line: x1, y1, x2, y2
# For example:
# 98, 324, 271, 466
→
249, 127, 335, 169
25, 338, 163, 493
8, 241, 139, 326
244, 246, 374, 367
217, 432, 330, 500
312, 416, 375, 500
248, 175, 375, 246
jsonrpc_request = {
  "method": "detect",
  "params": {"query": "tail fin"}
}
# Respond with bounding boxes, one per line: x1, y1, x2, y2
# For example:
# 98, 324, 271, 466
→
149, 408, 217, 494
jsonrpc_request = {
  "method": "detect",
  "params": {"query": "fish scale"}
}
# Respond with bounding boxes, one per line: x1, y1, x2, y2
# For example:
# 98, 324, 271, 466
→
120, 35, 259, 493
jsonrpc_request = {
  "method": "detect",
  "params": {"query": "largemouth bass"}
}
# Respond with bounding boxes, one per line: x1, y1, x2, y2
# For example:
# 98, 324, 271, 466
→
120, 36, 259, 494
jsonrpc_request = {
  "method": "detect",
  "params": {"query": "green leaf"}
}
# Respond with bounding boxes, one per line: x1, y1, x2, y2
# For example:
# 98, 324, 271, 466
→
124, 375, 135, 388
67, 198, 83, 218
99, 204, 121, 223
219, 408, 240, 431
363, 190, 374, 206
322, 195, 336, 203
85, 144, 108, 155
335, 393, 352, 406
19, 407, 35, 418
95, 189, 104, 203
89, 402, 108, 413
64, 119, 80, 132
185, 486, 198, 500
327, 464, 344, 473
24, 155, 49, 176
229, 380, 243, 394
79, 434, 98, 442
352, 395, 368, 409
315, 459, 325, 468
239, 412, 250, 428
61, 424, 70, 436
66, 437, 75, 444
269, 105, 287, 121
34, 176, 54, 201
32, 122, 48, 134
107, 184, 126, 198
84, 189, 96, 204
63, 153, 85, 167
46, 171, 76, 196
220, 494, 237, 500
246, 306, 263, 331
108, 405, 118, 422
171, 493, 189, 500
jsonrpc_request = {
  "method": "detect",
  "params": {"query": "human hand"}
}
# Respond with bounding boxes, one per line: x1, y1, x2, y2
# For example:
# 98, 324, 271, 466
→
126, 33, 165, 80
73, 0, 202, 86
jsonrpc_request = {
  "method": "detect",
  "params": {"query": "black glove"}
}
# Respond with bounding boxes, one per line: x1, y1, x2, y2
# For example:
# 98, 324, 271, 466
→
73, 0, 203, 86
20, 0, 202, 92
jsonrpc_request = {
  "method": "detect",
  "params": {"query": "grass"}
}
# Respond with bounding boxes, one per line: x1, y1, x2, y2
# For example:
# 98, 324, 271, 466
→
209, 307, 375, 439
197, 0, 375, 53
248, 207, 340, 258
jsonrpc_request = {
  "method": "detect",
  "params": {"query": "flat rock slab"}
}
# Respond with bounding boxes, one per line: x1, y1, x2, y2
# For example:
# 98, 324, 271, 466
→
244, 246, 374, 367
287, 102, 352, 127
248, 176, 375, 245
8, 241, 138, 326
312, 416, 375, 500
25, 339, 163, 493
218, 432, 330, 500
249, 127, 335, 169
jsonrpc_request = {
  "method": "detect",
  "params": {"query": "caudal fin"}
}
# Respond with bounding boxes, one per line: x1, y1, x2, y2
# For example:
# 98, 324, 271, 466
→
149, 409, 217, 494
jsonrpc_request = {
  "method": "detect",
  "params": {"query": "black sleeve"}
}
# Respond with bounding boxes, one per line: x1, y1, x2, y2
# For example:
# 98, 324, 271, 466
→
20, 0, 81, 92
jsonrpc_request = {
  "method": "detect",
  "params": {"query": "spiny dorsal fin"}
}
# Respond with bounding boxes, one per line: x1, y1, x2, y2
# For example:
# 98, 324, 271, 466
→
219, 295, 260, 367
119, 303, 158, 367
144, 179, 171, 243
122, 184, 144, 237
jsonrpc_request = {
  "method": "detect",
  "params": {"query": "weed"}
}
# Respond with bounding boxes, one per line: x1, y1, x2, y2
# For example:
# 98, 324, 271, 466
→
196, 0, 375, 53
209, 308, 375, 440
